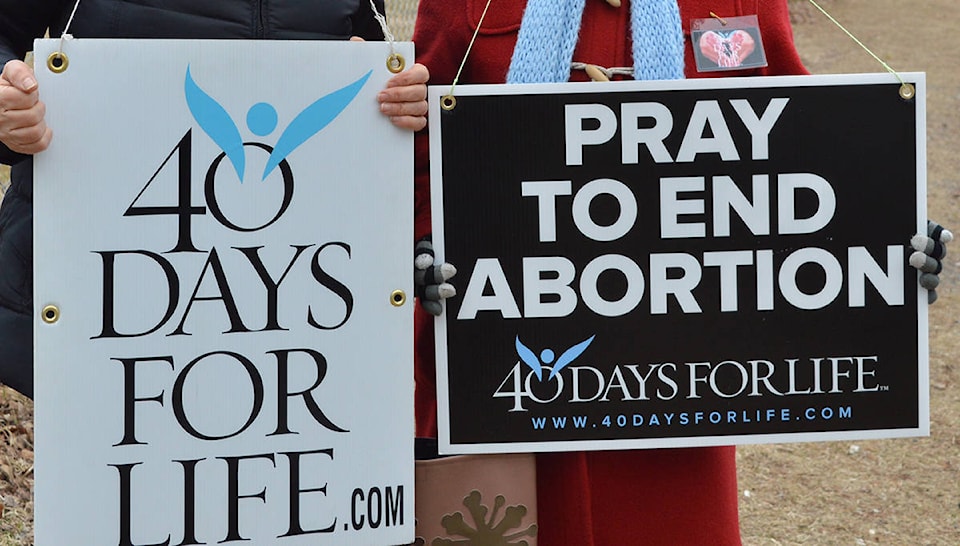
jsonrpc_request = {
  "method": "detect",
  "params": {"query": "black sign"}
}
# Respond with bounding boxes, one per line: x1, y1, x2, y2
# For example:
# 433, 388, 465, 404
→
431, 75, 927, 452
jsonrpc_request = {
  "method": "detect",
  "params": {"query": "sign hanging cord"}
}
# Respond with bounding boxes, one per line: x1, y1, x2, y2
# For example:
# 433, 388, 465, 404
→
47, 0, 82, 73
368, 0, 407, 73
441, 0, 494, 110
807, 0, 914, 99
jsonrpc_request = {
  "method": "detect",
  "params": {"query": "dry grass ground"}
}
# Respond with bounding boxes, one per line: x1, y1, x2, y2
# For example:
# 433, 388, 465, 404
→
0, 387, 32, 546
0, 165, 33, 546
738, 1, 960, 545
0, 1, 958, 544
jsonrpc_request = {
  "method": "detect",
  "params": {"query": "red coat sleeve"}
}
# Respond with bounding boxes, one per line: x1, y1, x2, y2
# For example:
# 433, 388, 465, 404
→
411, 1, 475, 241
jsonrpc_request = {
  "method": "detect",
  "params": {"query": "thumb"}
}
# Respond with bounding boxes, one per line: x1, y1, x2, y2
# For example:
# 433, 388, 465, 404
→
2, 60, 38, 92
349, 36, 365, 42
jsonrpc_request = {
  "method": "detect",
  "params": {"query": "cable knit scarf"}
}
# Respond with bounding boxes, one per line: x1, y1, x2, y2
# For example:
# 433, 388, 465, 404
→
506, 0, 686, 83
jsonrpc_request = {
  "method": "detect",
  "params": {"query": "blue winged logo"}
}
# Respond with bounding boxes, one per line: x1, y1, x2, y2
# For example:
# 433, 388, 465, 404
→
184, 66, 373, 182
516, 335, 596, 381
263, 70, 372, 179
184, 66, 245, 180
550, 335, 595, 379
515, 337, 543, 380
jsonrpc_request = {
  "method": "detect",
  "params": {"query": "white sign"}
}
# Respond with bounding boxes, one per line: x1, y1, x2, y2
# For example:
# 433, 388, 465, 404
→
34, 39, 414, 545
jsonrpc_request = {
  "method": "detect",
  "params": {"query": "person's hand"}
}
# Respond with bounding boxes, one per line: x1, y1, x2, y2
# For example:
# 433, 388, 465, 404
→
910, 220, 952, 304
350, 36, 428, 132
415, 236, 456, 316
0, 59, 52, 154
378, 62, 428, 131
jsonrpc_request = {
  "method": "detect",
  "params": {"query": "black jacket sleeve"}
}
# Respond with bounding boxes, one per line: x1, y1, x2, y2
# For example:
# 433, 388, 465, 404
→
0, 0, 71, 70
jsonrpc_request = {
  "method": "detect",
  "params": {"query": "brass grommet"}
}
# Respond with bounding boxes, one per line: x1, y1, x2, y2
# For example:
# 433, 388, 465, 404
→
47, 52, 69, 73
899, 83, 915, 100
440, 95, 457, 111
390, 290, 407, 307
386, 53, 405, 74
41, 305, 60, 324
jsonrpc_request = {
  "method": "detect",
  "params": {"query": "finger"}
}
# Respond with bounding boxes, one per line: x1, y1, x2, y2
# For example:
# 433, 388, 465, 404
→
389, 114, 427, 132
0, 76, 44, 153
3, 101, 51, 150
349, 36, 365, 42
5, 124, 53, 154
415, 252, 434, 271
378, 85, 428, 107
0, 81, 40, 110
379, 66, 428, 99
421, 299, 443, 316
2, 99, 45, 127
379, 95, 428, 117
415, 238, 435, 270
414, 268, 429, 287
415, 237, 433, 253
910, 234, 947, 259
435, 263, 457, 281
415, 263, 458, 286
927, 220, 954, 244
424, 283, 456, 301
919, 272, 940, 291
1, 98, 45, 126
1, 60, 38, 93
909, 251, 942, 274
384, 63, 429, 88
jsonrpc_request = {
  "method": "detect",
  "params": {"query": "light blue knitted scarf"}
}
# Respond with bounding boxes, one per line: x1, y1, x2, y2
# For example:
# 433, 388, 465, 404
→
506, 0, 686, 83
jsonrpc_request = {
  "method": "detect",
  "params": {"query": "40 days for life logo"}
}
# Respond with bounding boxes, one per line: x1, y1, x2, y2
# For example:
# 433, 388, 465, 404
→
101, 66, 374, 338
93, 68, 383, 545
123, 66, 371, 253
495, 335, 596, 411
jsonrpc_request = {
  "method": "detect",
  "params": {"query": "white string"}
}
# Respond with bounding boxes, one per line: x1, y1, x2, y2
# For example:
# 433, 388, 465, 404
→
448, 0, 494, 97
368, 0, 398, 56
806, 0, 905, 86
58, 0, 83, 54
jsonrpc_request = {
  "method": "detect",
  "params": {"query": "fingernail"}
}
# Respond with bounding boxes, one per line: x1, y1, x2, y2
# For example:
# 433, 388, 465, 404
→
22, 77, 36, 90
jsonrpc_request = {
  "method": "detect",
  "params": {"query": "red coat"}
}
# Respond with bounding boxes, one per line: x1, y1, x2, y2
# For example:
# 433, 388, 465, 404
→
412, 1, 808, 544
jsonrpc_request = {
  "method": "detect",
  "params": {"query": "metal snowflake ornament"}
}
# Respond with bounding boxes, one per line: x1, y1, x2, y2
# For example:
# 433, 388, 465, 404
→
433, 490, 538, 546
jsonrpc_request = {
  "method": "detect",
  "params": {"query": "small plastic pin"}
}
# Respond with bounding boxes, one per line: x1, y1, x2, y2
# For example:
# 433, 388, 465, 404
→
709, 12, 728, 26
584, 64, 610, 82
